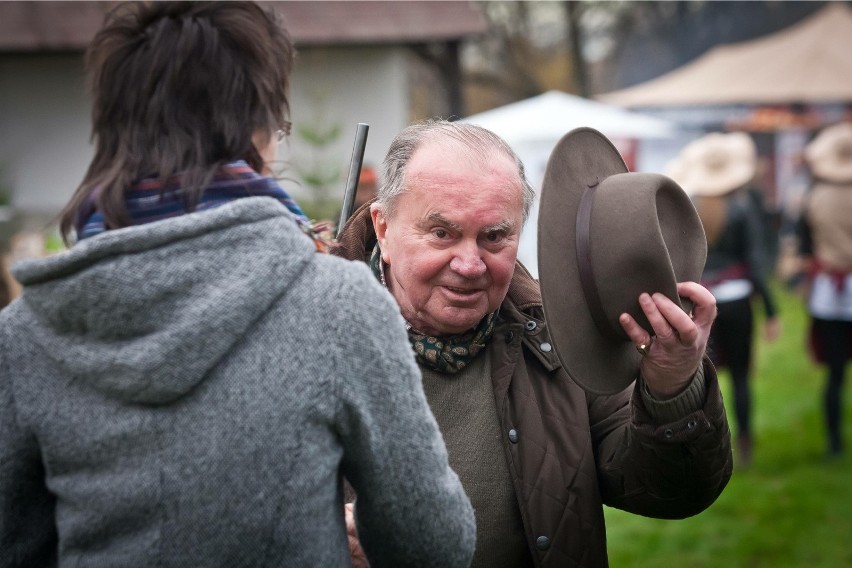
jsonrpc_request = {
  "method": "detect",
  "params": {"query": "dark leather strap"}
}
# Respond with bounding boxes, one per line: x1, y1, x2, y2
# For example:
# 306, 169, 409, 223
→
575, 182, 620, 341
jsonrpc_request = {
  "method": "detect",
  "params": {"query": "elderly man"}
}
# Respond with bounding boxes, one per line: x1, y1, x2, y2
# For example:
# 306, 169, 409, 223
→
336, 120, 732, 567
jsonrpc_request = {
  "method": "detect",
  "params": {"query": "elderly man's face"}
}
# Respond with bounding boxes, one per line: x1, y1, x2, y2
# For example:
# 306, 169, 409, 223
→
372, 142, 523, 336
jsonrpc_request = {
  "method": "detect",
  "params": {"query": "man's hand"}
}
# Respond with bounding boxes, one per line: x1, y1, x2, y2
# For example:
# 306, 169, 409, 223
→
345, 503, 370, 568
619, 281, 717, 399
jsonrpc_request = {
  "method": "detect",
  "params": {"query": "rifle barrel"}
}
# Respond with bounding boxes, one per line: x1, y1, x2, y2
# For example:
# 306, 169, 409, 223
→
337, 123, 370, 238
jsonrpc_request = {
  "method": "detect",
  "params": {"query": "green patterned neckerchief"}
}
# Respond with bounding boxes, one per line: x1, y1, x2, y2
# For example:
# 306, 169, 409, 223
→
370, 244, 498, 374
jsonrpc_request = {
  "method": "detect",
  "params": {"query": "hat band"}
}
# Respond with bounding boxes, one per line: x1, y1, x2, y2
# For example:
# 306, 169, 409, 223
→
576, 182, 622, 342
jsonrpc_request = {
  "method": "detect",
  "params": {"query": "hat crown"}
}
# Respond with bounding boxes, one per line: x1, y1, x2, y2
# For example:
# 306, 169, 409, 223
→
538, 127, 707, 395
806, 122, 852, 184
587, 173, 705, 339
836, 138, 852, 161
704, 147, 728, 172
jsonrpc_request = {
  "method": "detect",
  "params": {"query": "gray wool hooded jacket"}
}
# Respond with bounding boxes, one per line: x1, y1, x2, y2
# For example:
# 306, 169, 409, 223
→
0, 197, 475, 567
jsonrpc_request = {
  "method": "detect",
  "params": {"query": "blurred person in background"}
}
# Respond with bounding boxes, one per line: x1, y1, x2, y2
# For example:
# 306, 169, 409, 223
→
668, 131, 780, 467
799, 121, 852, 458
354, 165, 379, 210
0, 230, 54, 303
0, 3, 475, 566
337, 121, 733, 567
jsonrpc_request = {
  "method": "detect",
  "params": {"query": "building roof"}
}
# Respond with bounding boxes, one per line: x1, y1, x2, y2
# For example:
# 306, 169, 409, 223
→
265, 1, 487, 46
598, 2, 852, 107
0, 1, 487, 52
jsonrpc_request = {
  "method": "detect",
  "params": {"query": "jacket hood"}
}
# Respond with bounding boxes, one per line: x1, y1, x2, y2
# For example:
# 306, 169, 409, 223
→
12, 198, 316, 404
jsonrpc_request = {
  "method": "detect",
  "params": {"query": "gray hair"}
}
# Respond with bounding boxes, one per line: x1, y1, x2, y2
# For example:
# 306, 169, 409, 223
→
376, 119, 536, 222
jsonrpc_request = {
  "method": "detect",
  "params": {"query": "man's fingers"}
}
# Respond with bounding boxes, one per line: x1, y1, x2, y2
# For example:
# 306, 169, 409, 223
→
677, 281, 717, 327
621, 284, 712, 349
622, 292, 689, 345
651, 293, 698, 345
638, 292, 681, 342
619, 312, 651, 346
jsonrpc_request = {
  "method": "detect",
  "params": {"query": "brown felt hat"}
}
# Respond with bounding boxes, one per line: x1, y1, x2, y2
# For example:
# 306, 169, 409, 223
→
537, 127, 707, 395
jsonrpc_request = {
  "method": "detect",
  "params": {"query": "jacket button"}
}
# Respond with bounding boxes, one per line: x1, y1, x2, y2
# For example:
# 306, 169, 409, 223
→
536, 535, 551, 550
508, 428, 519, 443
687, 419, 697, 430
505, 331, 515, 343
525, 320, 537, 331
664, 428, 674, 439
540, 342, 552, 352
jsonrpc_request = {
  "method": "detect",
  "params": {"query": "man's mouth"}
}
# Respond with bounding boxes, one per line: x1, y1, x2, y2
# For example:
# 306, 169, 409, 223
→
442, 285, 483, 299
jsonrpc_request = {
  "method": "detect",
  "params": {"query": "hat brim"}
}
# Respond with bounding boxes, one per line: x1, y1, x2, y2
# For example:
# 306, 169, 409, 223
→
538, 128, 697, 395
539, 128, 638, 395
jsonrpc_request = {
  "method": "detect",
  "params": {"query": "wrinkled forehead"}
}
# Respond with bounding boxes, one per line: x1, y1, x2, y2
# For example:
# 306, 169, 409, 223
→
405, 138, 521, 193
394, 142, 524, 228
415, 134, 507, 167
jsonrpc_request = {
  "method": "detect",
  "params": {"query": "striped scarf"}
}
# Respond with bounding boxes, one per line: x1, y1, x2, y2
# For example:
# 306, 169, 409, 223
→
77, 161, 333, 251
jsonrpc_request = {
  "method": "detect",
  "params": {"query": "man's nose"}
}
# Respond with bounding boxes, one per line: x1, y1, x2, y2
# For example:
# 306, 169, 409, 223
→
449, 242, 486, 278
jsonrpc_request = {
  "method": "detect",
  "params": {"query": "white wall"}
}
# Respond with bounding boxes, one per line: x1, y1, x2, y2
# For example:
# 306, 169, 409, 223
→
0, 54, 93, 221
282, 46, 410, 202
0, 46, 412, 220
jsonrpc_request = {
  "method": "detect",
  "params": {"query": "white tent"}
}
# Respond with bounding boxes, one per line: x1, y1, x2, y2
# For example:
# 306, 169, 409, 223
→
461, 90, 686, 277
462, 90, 680, 144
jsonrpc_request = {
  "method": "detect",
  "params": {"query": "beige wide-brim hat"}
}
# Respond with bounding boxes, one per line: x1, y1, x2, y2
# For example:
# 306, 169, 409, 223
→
673, 132, 757, 197
663, 155, 693, 196
538, 128, 707, 395
805, 122, 852, 184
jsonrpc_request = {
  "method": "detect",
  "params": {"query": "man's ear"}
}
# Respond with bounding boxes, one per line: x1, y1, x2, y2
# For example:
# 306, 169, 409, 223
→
371, 204, 388, 249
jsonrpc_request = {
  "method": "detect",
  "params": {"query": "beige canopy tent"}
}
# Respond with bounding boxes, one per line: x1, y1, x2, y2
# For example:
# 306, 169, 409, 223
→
598, 3, 852, 107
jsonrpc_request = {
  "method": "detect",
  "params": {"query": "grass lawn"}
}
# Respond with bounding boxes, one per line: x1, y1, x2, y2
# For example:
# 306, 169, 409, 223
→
605, 283, 852, 567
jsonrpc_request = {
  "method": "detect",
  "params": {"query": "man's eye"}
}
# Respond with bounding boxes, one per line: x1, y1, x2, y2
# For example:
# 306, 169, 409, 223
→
433, 229, 448, 239
485, 232, 502, 242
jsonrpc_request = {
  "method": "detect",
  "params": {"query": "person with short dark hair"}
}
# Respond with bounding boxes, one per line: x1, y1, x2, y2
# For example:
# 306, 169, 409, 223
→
0, 3, 475, 566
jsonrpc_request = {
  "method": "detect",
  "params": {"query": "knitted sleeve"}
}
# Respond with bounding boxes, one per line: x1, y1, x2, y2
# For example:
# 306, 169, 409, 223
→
329, 262, 476, 568
0, 320, 58, 567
